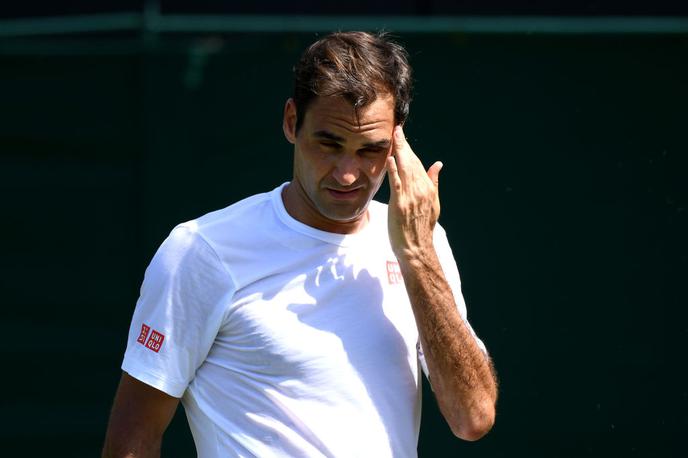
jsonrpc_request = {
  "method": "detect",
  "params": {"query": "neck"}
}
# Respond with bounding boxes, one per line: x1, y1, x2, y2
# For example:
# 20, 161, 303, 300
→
281, 181, 369, 234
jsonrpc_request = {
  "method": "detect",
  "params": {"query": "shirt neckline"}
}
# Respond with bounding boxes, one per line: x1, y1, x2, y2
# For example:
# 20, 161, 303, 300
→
270, 182, 381, 247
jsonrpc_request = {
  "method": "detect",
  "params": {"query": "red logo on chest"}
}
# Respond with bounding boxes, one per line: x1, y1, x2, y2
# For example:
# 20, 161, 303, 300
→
386, 261, 403, 285
136, 323, 165, 353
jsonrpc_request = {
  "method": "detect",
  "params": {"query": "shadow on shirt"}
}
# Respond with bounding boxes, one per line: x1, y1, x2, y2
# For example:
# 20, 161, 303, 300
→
280, 255, 417, 449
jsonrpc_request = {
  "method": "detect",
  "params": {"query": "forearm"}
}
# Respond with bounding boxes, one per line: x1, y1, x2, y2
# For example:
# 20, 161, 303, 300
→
102, 407, 164, 458
101, 432, 162, 458
398, 247, 497, 440
385, 125, 496, 439
101, 373, 178, 458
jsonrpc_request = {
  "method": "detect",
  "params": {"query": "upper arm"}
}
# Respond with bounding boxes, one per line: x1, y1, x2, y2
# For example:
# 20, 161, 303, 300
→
122, 225, 235, 397
105, 225, 235, 455
102, 372, 180, 458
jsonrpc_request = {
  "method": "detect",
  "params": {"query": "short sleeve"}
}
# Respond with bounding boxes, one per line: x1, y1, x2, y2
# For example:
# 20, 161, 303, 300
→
417, 224, 488, 377
121, 224, 236, 397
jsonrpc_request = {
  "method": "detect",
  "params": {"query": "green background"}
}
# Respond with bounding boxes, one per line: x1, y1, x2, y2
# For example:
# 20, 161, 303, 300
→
1, 29, 686, 456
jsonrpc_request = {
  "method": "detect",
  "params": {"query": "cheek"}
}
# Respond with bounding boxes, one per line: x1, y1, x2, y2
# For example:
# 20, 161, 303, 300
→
296, 148, 332, 183
365, 156, 388, 178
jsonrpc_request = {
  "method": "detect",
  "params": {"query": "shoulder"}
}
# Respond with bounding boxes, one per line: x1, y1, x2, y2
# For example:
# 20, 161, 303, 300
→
154, 190, 273, 270
433, 221, 448, 240
180, 188, 278, 246
194, 190, 274, 233
368, 199, 389, 225
369, 199, 388, 212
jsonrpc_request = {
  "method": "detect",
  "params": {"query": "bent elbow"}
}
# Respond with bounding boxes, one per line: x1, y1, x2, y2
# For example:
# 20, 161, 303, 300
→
453, 420, 493, 442
450, 401, 495, 442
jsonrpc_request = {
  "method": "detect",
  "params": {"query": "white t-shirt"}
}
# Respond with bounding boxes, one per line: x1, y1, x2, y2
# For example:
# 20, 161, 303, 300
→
122, 183, 485, 458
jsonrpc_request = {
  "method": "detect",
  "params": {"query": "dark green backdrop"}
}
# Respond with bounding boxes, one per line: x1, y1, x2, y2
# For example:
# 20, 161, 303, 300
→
1, 30, 686, 456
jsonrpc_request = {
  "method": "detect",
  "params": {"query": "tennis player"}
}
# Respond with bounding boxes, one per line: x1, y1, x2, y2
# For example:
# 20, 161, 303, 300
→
102, 31, 497, 457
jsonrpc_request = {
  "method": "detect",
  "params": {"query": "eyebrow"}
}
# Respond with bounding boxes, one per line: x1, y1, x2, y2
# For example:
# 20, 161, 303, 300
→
313, 130, 391, 149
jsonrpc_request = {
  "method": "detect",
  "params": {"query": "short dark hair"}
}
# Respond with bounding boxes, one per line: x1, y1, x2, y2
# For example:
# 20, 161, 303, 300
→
292, 31, 413, 132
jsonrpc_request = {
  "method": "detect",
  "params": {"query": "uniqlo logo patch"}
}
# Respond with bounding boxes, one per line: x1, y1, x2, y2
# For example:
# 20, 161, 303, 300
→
136, 324, 150, 344
136, 323, 165, 353
386, 261, 403, 285
145, 330, 165, 353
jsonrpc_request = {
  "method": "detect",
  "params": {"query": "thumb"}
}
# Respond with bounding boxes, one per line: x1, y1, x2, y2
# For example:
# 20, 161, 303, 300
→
428, 161, 443, 187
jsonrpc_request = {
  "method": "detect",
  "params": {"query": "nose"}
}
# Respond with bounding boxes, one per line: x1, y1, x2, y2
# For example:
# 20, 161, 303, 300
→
332, 154, 361, 186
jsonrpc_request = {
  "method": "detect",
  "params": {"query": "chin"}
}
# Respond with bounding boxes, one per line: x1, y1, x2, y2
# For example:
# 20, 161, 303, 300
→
319, 207, 366, 224
325, 212, 363, 223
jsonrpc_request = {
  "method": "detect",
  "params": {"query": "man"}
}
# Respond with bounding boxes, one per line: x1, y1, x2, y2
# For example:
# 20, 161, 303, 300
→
102, 31, 497, 457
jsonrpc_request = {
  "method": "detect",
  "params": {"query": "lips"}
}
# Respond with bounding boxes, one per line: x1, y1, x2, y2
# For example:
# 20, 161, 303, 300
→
326, 187, 362, 200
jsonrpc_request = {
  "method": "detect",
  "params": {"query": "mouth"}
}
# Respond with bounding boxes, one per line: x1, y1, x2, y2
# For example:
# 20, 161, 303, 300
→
326, 187, 362, 200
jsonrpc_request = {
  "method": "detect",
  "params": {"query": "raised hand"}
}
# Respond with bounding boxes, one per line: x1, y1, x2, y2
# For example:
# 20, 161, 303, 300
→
386, 125, 443, 260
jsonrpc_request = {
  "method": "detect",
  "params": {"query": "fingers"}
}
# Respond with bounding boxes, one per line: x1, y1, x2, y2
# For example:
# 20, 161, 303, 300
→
386, 155, 401, 195
392, 125, 407, 155
394, 126, 411, 172
392, 125, 414, 177
427, 161, 443, 187
392, 125, 441, 185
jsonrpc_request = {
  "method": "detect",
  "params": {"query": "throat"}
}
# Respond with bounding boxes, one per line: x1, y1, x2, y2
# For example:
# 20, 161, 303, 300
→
282, 181, 370, 234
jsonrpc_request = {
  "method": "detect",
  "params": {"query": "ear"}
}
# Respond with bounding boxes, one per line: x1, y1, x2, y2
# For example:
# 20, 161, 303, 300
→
282, 98, 297, 144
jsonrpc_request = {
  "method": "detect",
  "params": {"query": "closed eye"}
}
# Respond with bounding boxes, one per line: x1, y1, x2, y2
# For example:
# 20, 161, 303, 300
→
359, 147, 386, 155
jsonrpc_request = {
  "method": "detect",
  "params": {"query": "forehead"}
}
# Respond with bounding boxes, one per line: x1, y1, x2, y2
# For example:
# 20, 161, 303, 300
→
302, 94, 395, 137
